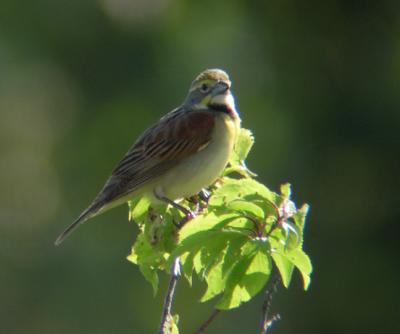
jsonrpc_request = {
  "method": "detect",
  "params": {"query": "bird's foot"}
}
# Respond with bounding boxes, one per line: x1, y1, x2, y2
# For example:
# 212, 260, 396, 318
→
188, 189, 210, 215
198, 189, 210, 210
199, 188, 210, 202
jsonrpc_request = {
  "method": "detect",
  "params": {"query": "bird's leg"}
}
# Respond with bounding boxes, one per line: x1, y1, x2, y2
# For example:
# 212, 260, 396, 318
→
154, 189, 195, 228
194, 189, 210, 213
199, 188, 210, 202
198, 189, 210, 210
158, 195, 192, 216
188, 189, 210, 215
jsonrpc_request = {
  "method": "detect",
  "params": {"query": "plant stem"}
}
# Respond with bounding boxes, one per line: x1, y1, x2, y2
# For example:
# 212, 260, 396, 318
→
158, 257, 180, 334
260, 274, 281, 334
193, 309, 221, 334
158, 204, 199, 333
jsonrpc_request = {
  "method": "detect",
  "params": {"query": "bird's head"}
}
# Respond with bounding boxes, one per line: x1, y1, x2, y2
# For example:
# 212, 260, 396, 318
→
184, 69, 237, 118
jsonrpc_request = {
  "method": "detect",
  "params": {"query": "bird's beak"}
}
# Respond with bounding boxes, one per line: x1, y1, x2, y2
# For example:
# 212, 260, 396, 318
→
209, 80, 235, 115
212, 81, 230, 97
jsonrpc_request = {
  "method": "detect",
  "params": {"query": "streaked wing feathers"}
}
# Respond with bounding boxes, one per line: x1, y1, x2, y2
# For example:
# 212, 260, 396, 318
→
93, 108, 215, 206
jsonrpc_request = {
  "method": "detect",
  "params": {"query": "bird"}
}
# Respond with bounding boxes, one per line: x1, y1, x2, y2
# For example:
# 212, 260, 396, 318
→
55, 69, 241, 245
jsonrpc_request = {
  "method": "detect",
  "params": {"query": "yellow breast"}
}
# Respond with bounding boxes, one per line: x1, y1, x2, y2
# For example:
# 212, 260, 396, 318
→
159, 112, 240, 200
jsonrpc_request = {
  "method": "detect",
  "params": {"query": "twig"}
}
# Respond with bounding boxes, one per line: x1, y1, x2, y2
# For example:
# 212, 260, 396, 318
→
260, 274, 281, 334
158, 191, 209, 333
158, 203, 199, 334
261, 314, 281, 334
193, 309, 221, 334
158, 257, 180, 334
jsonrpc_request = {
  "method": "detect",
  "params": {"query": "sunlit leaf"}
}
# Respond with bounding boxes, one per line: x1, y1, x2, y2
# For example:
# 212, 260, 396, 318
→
128, 196, 151, 222
209, 178, 277, 208
221, 234, 248, 277
179, 213, 236, 241
163, 314, 179, 334
223, 164, 257, 178
227, 200, 265, 219
180, 252, 195, 285
271, 251, 294, 288
283, 248, 312, 290
280, 183, 292, 200
232, 128, 254, 163
201, 260, 226, 302
200, 233, 229, 277
282, 221, 301, 251
216, 247, 271, 309
127, 233, 164, 295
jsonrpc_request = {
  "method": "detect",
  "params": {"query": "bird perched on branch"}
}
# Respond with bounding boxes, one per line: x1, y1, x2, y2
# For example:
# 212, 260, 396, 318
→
55, 69, 241, 245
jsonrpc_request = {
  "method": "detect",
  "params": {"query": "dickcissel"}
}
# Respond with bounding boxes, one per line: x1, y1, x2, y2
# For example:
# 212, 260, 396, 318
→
55, 69, 241, 245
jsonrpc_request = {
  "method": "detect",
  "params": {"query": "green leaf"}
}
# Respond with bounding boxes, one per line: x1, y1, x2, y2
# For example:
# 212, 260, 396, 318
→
280, 203, 309, 250
171, 314, 179, 334
171, 231, 213, 260
209, 178, 277, 208
221, 234, 248, 277
227, 200, 265, 219
280, 183, 292, 200
293, 204, 310, 237
216, 245, 272, 310
128, 196, 151, 222
200, 233, 230, 276
193, 251, 203, 275
284, 248, 312, 290
127, 232, 166, 295
269, 231, 312, 290
225, 128, 256, 178
139, 265, 159, 296
174, 228, 249, 279
201, 260, 226, 302
240, 239, 261, 257
282, 221, 302, 251
162, 314, 179, 334
223, 164, 257, 178
271, 251, 294, 288
216, 255, 254, 309
200, 233, 248, 302
208, 182, 245, 207
232, 128, 254, 163
226, 128, 256, 178
178, 213, 236, 242
180, 252, 195, 285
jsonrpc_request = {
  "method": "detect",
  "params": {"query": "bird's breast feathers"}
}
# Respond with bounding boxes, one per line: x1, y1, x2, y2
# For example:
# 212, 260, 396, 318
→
158, 111, 240, 200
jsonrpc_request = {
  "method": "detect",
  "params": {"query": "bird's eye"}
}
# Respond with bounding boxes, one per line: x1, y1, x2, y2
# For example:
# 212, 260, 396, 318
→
200, 83, 210, 93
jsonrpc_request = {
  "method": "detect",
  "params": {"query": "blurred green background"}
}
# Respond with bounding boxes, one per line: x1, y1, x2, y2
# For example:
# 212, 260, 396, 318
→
1, 0, 399, 333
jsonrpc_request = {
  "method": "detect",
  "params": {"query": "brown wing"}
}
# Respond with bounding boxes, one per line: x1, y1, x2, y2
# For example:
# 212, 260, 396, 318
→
93, 107, 215, 206
54, 108, 215, 246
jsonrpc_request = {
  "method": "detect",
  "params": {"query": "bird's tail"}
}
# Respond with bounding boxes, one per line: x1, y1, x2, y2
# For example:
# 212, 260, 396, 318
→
54, 203, 101, 246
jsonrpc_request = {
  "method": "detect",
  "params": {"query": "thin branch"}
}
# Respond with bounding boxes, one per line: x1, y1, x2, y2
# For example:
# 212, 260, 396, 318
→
158, 257, 180, 334
260, 274, 281, 334
193, 309, 221, 334
158, 202, 199, 334
261, 314, 281, 334
157, 190, 211, 333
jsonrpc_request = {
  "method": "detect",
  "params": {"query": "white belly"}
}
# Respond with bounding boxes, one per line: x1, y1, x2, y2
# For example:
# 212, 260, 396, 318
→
158, 113, 238, 200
